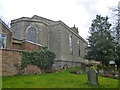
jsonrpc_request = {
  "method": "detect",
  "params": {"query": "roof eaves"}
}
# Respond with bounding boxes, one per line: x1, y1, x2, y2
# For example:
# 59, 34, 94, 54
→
0, 19, 12, 32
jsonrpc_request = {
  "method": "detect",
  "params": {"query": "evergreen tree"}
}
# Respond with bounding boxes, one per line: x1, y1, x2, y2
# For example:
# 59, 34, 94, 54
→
115, 45, 120, 69
110, 6, 120, 69
85, 15, 117, 66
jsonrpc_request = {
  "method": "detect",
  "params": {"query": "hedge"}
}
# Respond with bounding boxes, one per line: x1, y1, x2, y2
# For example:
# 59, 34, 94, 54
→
20, 49, 56, 70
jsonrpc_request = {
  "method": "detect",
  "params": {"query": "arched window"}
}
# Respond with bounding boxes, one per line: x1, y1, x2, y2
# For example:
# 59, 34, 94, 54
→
78, 41, 80, 56
69, 35, 72, 54
27, 27, 37, 43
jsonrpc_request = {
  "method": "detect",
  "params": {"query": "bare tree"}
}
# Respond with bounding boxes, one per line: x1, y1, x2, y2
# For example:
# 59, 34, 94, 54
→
110, 2, 120, 44
0, 16, 10, 27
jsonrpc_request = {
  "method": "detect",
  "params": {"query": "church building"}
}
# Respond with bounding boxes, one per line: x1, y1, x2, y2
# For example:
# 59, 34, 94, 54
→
10, 15, 88, 68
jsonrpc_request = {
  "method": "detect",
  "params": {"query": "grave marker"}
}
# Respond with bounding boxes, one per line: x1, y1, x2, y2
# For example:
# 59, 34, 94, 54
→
87, 67, 99, 86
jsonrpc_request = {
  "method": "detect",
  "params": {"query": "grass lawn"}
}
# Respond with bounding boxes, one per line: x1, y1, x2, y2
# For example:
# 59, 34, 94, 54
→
2, 69, 119, 88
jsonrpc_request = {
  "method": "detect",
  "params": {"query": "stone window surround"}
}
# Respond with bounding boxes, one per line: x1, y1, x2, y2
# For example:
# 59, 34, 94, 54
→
25, 26, 38, 43
69, 34, 73, 55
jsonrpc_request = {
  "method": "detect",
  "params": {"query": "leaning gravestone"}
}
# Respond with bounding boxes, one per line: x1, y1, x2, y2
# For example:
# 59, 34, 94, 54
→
87, 67, 99, 86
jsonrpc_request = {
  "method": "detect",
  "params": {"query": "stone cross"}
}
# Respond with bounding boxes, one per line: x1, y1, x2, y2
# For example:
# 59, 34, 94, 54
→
87, 67, 99, 86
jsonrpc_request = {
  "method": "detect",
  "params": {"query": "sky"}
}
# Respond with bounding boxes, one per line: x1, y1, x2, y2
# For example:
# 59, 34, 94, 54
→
0, 0, 119, 40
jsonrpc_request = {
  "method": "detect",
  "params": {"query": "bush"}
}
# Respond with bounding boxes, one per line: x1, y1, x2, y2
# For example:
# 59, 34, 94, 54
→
21, 49, 56, 70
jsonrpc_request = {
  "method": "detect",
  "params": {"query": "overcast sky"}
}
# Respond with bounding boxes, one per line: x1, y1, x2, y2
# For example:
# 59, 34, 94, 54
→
0, 0, 119, 40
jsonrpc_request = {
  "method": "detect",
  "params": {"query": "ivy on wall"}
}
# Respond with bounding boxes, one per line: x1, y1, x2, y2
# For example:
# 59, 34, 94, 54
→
20, 49, 56, 70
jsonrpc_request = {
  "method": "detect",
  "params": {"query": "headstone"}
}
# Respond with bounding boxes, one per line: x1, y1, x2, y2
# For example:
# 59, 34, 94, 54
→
118, 68, 120, 79
118, 68, 120, 87
87, 67, 99, 86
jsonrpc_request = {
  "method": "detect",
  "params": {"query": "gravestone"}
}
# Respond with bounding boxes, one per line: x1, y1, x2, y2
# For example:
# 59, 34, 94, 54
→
87, 67, 99, 86
118, 68, 120, 88
118, 68, 120, 79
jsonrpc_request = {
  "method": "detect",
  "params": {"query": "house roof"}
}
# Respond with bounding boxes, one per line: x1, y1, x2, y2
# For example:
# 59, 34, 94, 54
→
0, 19, 12, 32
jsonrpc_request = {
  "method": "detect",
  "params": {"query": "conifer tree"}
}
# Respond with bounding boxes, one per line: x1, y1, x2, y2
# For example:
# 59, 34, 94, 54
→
85, 15, 117, 66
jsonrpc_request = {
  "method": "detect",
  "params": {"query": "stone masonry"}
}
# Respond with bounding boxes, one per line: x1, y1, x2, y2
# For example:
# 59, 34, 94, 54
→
11, 15, 88, 68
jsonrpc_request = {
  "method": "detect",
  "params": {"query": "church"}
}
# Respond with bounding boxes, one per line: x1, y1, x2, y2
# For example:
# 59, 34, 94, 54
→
1, 15, 88, 69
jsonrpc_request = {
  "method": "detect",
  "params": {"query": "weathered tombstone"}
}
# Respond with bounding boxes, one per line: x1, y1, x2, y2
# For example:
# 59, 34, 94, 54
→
87, 67, 99, 86
118, 68, 120, 79
118, 68, 120, 87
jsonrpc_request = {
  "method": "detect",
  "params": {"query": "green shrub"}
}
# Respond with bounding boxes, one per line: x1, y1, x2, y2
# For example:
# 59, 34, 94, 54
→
21, 49, 56, 70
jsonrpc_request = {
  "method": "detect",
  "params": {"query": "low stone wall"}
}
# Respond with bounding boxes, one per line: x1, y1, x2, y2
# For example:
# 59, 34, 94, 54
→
1, 49, 42, 76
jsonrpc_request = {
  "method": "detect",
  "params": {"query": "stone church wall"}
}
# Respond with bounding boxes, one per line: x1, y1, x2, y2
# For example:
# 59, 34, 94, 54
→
50, 24, 61, 61
59, 23, 87, 68
10, 16, 88, 68
11, 17, 49, 47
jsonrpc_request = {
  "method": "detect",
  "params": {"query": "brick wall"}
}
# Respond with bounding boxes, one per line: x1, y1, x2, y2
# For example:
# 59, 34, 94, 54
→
12, 41, 43, 51
12, 43, 22, 50
21, 41, 38, 51
1, 49, 42, 76
2, 49, 22, 76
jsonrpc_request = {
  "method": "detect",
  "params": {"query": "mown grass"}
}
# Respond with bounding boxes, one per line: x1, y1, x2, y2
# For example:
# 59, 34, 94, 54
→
2, 68, 119, 88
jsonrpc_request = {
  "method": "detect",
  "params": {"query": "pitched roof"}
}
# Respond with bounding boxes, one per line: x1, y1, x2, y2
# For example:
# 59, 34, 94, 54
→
0, 19, 12, 32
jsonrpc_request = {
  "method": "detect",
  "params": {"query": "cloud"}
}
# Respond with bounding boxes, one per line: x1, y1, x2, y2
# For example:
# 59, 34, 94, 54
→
0, 2, 7, 17
0, 0, 119, 40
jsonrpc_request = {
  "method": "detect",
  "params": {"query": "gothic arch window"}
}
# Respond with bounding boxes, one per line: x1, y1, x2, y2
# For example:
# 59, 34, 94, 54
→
27, 27, 37, 43
78, 41, 80, 56
69, 34, 72, 54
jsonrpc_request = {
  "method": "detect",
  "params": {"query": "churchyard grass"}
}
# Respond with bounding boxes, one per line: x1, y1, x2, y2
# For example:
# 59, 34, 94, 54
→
2, 68, 119, 88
